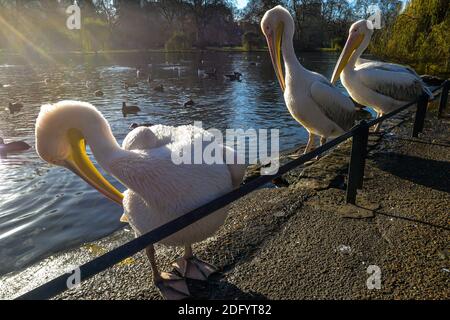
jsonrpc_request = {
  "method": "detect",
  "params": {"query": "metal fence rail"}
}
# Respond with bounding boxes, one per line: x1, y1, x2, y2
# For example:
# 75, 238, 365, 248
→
16, 80, 449, 300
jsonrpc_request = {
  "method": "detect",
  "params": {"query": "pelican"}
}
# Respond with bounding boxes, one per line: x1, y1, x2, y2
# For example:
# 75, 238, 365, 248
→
35, 101, 245, 299
331, 19, 432, 132
261, 6, 356, 154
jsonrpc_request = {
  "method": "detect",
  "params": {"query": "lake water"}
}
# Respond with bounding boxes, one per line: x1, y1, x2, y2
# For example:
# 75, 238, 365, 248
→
0, 50, 350, 276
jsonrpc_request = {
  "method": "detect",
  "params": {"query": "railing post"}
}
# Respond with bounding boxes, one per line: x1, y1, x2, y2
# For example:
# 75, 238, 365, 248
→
438, 80, 449, 118
412, 93, 429, 138
346, 121, 370, 204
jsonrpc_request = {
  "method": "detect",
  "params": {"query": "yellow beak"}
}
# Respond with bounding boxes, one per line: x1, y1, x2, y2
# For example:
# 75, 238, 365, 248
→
331, 33, 364, 84
64, 128, 123, 206
267, 22, 285, 91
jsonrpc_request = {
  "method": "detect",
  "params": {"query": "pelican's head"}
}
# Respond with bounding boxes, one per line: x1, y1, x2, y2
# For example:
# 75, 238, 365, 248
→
261, 5, 294, 91
331, 19, 374, 84
35, 101, 123, 205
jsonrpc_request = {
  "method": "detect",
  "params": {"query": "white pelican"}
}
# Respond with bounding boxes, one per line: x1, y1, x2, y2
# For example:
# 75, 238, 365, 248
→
331, 19, 432, 132
261, 6, 356, 154
35, 101, 246, 299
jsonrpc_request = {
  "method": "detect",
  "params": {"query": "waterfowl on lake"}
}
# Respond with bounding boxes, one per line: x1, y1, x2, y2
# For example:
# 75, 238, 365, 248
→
331, 19, 432, 132
137, 68, 148, 79
0, 137, 31, 159
261, 6, 356, 154
184, 99, 195, 107
122, 102, 141, 117
8, 102, 23, 114
124, 81, 138, 90
224, 72, 242, 81
154, 84, 164, 92
35, 101, 246, 299
129, 122, 153, 130
94, 90, 104, 97
199, 68, 217, 79
197, 69, 207, 78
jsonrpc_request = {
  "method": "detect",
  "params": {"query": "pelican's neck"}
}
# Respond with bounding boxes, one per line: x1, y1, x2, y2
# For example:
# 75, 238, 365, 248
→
345, 33, 371, 73
80, 114, 128, 173
281, 25, 308, 86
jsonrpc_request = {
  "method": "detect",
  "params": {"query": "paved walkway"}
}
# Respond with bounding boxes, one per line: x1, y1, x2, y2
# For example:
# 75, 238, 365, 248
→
1, 104, 448, 300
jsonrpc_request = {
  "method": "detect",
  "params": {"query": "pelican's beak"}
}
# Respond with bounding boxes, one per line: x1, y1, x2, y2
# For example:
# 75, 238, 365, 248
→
267, 22, 285, 91
64, 128, 123, 206
331, 33, 364, 84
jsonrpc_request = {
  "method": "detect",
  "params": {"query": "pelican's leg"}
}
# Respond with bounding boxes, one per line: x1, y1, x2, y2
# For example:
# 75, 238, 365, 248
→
172, 245, 218, 281
304, 132, 316, 154
314, 137, 327, 160
145, 245, 190, 300
373, 113, 383, 133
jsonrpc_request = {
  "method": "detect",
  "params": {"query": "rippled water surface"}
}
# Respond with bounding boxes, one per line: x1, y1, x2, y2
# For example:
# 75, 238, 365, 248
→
0, 51, 348, 275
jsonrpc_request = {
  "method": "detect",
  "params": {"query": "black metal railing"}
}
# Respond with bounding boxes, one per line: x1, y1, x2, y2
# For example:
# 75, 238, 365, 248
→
16, 80, 449, 300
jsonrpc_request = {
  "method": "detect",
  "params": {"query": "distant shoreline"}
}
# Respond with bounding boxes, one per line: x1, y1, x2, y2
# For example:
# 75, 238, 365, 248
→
0, 46, 340, 56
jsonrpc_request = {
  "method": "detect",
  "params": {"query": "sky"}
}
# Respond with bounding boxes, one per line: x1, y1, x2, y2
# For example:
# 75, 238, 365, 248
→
236, 0, 248, 9
235, 0, 409, 10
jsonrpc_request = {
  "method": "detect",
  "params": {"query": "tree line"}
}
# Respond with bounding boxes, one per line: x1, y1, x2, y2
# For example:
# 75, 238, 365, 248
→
0, 0, 448, 74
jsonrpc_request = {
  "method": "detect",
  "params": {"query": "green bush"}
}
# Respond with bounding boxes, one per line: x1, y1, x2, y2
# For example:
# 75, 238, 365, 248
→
242, 31, 263, 51
370, 0, 450, 75
165, 32, 192, 51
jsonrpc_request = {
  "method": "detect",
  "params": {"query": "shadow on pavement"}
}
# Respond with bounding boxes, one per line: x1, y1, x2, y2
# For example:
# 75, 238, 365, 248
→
372, 152, 450, 194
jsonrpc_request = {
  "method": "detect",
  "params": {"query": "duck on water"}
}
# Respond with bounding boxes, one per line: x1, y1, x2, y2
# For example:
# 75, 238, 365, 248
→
0, 137, 31, 159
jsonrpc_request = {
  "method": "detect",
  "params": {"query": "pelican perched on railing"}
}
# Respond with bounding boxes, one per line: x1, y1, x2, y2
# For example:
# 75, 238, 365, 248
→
331, 19, 432, 132
261, 6, 356, 154
35, 101, 245, 300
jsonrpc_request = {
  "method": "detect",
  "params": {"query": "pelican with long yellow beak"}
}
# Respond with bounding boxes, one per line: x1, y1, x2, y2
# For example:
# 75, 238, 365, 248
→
261, 6, 356, 154
331, 19, 432, 132
35, 101, 246, 299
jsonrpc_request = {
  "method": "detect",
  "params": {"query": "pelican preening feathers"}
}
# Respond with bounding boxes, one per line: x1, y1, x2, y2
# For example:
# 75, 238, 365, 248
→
35, 101, 246, 299
331, 19, 431, 132
261, 6, 356, 154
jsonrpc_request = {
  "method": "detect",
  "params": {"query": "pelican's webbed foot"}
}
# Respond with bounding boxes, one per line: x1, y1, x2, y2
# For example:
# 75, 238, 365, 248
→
155, 271, 190, 300
172, 256, 218, 281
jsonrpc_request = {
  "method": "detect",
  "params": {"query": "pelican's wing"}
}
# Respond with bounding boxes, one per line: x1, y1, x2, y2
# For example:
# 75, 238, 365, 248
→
356, 63, 431, 101
310, 80, 356, 132
357, 59, 420, 77
111, 146, 234, 212
123, 125, 175, 151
